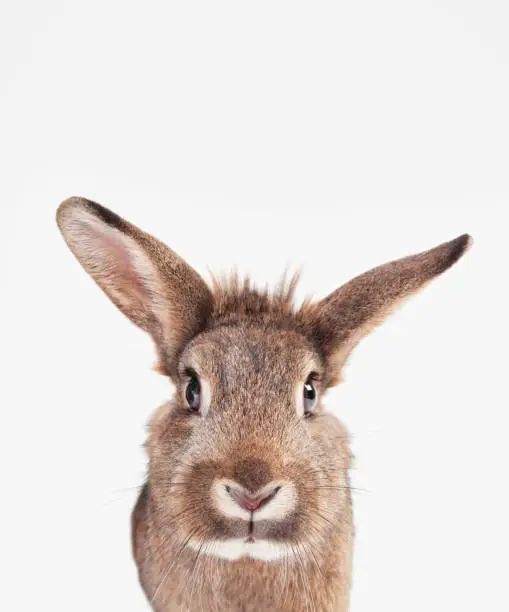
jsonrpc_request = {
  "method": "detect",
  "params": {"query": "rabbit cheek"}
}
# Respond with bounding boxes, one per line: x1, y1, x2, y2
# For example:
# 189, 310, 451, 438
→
167, 460, 256, 545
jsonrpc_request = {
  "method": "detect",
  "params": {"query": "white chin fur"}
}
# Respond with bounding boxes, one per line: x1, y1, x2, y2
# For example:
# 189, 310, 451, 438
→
189, 538, 291, 562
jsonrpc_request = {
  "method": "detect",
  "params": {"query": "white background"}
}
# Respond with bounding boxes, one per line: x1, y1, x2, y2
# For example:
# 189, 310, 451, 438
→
1, 1, 508, 611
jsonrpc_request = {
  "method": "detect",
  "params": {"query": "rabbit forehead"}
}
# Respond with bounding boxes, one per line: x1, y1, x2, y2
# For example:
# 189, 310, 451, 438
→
181, 324, 321, 388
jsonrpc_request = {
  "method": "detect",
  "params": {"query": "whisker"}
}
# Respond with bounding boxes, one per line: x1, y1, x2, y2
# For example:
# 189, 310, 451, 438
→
305, 541, 325, 583
313, 485, 370, 493
183, 534, 207, 607
151, 527, 201, 605
295, 543, 316, 612
110, 484, 145, 495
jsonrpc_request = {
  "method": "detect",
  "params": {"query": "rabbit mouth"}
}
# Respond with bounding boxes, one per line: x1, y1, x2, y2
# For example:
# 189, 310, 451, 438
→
184, 513, 301, 562
188, 534, 294, 562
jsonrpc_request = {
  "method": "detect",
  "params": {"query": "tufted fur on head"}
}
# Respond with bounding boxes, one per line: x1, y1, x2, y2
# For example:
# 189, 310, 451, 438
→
56, 197, 471, 611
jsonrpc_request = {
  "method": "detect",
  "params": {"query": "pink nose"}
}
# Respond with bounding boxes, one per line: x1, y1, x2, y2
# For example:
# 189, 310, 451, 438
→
237, 496, 265, 512
226, 485, 281, 513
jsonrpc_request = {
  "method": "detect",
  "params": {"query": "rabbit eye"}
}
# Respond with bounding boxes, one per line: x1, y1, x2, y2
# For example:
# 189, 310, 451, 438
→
185, 373, 201, 413
303, 377, 317, 416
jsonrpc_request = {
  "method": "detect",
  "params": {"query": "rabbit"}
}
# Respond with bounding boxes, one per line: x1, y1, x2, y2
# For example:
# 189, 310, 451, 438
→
56, 197, 471, 612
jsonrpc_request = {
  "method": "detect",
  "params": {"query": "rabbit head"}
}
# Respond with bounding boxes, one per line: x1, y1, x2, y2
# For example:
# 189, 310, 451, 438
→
56, 197, 471, 606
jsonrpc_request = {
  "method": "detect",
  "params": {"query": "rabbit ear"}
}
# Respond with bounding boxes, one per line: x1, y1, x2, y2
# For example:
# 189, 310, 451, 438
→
312, 234, 472, 385
56, 197, 213, 375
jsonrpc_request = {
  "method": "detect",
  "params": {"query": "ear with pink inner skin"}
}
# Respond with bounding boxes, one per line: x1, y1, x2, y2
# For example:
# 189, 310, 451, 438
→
311, 234, 473, 386
56, 197, 213, 377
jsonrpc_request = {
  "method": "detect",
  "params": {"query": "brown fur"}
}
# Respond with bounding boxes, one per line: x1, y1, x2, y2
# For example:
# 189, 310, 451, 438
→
56, 197, 471, 611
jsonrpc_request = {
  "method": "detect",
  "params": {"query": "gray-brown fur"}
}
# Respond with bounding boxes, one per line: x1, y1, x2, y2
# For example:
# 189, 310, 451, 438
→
56, 197, 471, 611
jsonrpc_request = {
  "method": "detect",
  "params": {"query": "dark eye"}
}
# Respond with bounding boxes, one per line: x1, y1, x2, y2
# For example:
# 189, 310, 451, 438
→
185, 374, 201, 413
303, 377, 317, 416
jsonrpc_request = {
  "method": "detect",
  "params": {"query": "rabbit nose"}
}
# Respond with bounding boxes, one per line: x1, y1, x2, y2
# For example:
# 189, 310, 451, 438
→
232, 457, 273, 492
226, 484, 281, 512
211, 480, 297, 521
